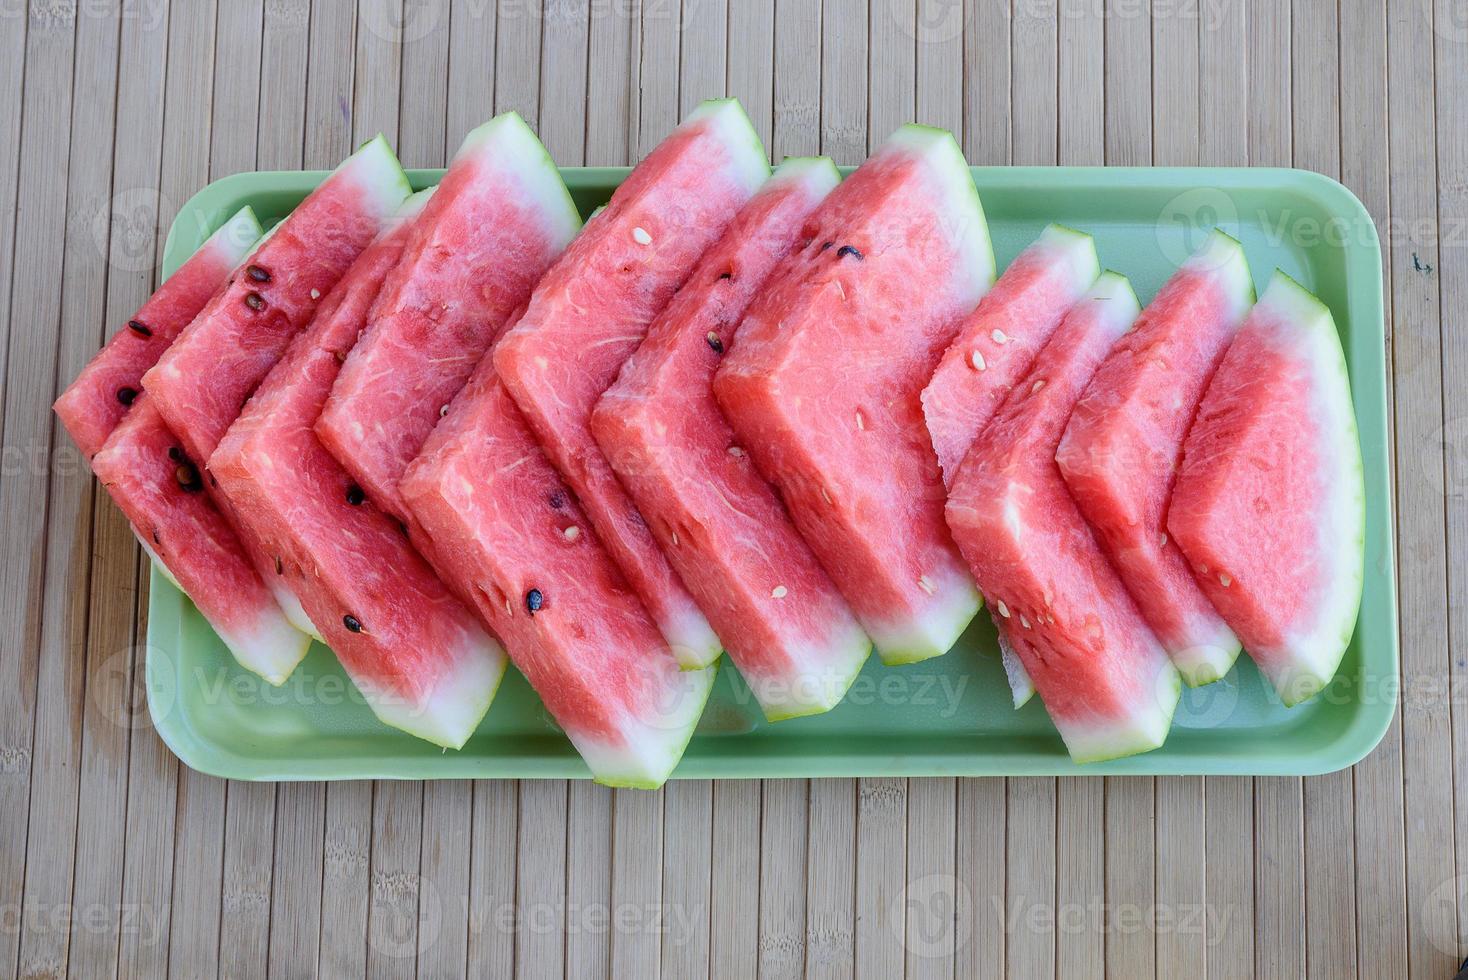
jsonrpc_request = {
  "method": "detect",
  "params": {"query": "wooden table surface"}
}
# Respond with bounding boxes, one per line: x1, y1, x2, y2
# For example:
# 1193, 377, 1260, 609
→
0, 0, 1455, 977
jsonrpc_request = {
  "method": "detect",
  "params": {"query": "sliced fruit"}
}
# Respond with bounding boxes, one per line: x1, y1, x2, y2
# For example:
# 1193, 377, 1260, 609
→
142, 136, 412, 639
56, 206, 263, 459
1056, 230, 1254, 686
922, 222, 1100, 486
945, 273, 1181, 762
317, 112, 581, 524
713, 124, 995, 665
1168, 271, 1364, 707
400, 356, 715, 788
494, 98, 770, 669
210, 190, 505, 748
592, 156, 871, 720
91, 399, 309, 684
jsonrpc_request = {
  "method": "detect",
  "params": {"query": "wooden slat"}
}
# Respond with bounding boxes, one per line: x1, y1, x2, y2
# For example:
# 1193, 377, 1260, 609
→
446, 0, 499, 151
662, 781, 715, 977
772, 0, 821, 158
566, 782, 614, 977
758, 779, 809, 979
584, 0, 635, 165
610, 787, 664, 977
257, 0, 310, 170
727, 0, 775, 152
1057, 0, 1103, 166
907, 778, 958, 978
854, 778, 906, 978
956, 779, 1006, 978
1006, 778, 1056, 979
419, 781, 474, 976
15, 6, 113, 979
365, 780, 424, 977
914, 0, 961, 137
465, 781, 518, 978
710, 780, 761, 977
868, 0, 914, 146
514, 780, 568, 977
0, 8, 74, 979
1011, 0, 1057, 166
1387, 0, 1459, 973
1339, 0, 1407, 975
962, 0, 1010, 164
539, 0, 591, 165
805, 779, 856, 978
319, 781, 373, 977
679, 0, 728, 115
396, 0, 452, 168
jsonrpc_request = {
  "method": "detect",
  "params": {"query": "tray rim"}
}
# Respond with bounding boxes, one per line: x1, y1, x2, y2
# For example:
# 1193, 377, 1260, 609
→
146, 163, 1398, 782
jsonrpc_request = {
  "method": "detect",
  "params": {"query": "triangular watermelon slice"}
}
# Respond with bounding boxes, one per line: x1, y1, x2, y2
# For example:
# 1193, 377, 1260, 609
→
592, 156, 873, 721
56, 206, 263, 458
317, 112, 582, 526
494, 98, 771, 669
210, 190, 507, 748
1056, 230, 1254, 686
91, 398, 310, 683
401, 355, 716, 788
143, 135, 414, 643
922, 222, 1100, 487
1168, 271, 1364, 706
946, 273, 1181, 762
714, 124, 996, 665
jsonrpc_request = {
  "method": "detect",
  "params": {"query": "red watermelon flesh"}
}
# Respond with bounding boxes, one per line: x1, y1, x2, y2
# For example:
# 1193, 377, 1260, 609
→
56, 206, 263, 458
146, 135, 411, 466
317, 113, 581, 524
592, 157, 871, 721
210, 191, 505, 748
1056, 230, 1253, 686
1168, 272, 1364, 707
494, 99, 770, 669
946, 273, 1181, 762
400, 355, 716, 788
922, 223, 1099, 487
91, 398, 309, 683
713, 124, 996, 665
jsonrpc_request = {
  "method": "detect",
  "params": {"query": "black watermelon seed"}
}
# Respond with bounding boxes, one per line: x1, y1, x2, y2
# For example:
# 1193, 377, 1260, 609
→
343, 614, 363, 633
837, 245, 863, 260
116, 386, 138, 406
274, 555, 283, 575
173, 462, 203, 493
525, 589, 544, 615
718, 271, 732, 280
167, 446, 183, 462
127, 319, 152, 338
244, 291, 265, 311
821, 241, 834, 251
547, 489, 566, 510
151, 529, 161, 545
706, 332, 725, 354
208, 473, 217, 488
345, 484, 365, 506
246, 264, 271, 283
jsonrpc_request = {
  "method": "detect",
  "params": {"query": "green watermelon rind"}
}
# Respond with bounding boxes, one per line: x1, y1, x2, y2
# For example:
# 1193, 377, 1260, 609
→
577, 660, 721, 789
1250, 271, 1365, 707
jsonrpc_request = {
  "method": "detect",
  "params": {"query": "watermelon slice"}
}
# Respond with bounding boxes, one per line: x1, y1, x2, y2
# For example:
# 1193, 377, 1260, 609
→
713, 124, 996, 665
400, 355, 716, 788
922, 223, 1100, 487
946, 273, 1181, 762
210, 190, 506, 748
56, 206, 263, 458
91, 399, 309, 683
1056, 230, 1254, 686
1167, 271, 1364, 706
317, 113, 581, 524
143, 136, 412, 639
592, 156, 871, 721
494, 98, 770, 669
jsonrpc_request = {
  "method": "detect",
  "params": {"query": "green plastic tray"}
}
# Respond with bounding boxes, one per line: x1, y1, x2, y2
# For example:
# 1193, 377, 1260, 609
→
146, 164, 1396, 780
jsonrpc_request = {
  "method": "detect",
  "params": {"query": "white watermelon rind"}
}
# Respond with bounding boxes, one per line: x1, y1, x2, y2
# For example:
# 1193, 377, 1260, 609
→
769, 154, 842, 197
338, 133, 415, 226
1059, 661, 1182, 764
684, 98, 772, 198
1186, 228, 1257, 318
884, 123, 997, 306
357, 635, 509, 750
453, 112, 583, 252
573, 660, 721, 789
1247, 271, 1365, 707
1035, 222, 1102, 295
202, 205, 264, 269
994, 621, 1035, 709
754, 621, 873, 723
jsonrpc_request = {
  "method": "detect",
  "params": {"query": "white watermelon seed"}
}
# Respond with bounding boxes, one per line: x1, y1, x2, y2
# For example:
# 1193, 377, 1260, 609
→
991, 328, 1008, 345
771, 585, 788, 599
971, 351, 987, 371
310, 288, 321, 300
1020, 614, 1031, 629
671, 530, 680, 546
918, 575, 937, 596
728, 445, 745, 458
855, 410, 866, 431
1219, 572, 1232, 587
439, 404, 450, 418
563, 525, 580, 542
997, 600, 1010, 618
820, 486, 833, 504
1159, 532, 1168, 548
632, 226, 653, 245
1031, 379, 1045, 393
